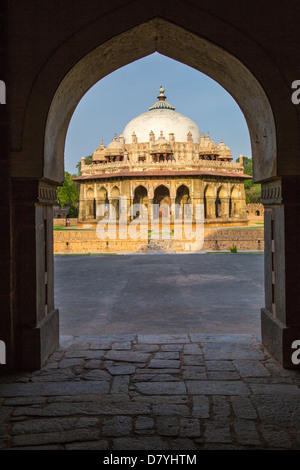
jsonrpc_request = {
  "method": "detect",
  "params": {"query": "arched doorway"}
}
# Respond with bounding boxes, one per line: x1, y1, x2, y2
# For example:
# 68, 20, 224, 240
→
133, 185, 149, 220
153, 185, 171, 220
230, 186, 240, 218
10, 16, 296, 371
175, 184, 191, 220
110, 186, 120, 220
215, 186, 228, 218
86, 187, 95, 219
204, 185, 215, 219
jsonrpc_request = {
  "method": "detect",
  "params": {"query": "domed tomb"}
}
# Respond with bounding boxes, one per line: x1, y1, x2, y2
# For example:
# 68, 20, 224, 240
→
123, 87, 201, 144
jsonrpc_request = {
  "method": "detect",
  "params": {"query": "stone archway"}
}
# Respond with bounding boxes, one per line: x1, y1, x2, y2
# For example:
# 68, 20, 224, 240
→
204, 185, 215, 219
175, 184, 191, 220
153, 185, 171, 220
133, 185, 149, 220
8, 14, 300, 371
216, 186, 228, 218
230, 186, 240, 218
110, 186, 120, 220
39, 19, 277, 184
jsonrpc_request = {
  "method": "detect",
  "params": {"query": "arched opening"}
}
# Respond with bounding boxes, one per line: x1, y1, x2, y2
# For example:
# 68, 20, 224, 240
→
153, 185, 171, 219
204, 184, 215, 219
215, 186, 227, 218
41, 19, 276, 184
95, 187, 108, 221
110, 186, 120, 220
13, 18, 286, 372
133, 185, 149, 220
4, 4, 300, 455
175, 184, 191, 219
230, 186, 240, 217
86, 187, 95, 219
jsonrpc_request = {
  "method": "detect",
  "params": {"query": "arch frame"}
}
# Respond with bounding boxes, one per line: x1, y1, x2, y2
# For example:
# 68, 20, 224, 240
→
12, 18, 278, 184
8, 10, 300, 371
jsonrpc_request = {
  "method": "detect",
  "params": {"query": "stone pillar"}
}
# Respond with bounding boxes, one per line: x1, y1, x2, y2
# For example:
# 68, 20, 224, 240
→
206, 196, 216, 219
221, 197, 230, 219
95, 198, 105, 220
192, 196, 203, 224
86, 200, 94, 219
148, 197, 154, 224
170, 197, 176, 225
261, 178, 300, 369
148, 197, 158, 237
78, 184, 85, 221
12, 179, 59, 370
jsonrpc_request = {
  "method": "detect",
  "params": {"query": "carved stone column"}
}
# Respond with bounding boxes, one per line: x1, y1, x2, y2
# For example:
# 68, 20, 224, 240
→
205, 196, 216, 219
221, 197, 230, 218
78, 184, 85, 221
261, 177, 300, 368
12, 179, 59, 370
170, 197, 176, 225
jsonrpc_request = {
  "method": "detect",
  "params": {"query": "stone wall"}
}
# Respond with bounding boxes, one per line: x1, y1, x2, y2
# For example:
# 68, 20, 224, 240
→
53, 218, 78, 226
204, 228, 264, 251
54, 228, 264, 253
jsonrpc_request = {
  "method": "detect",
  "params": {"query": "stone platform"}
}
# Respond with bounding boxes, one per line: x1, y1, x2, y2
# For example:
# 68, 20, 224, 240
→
0, 334, 300, 450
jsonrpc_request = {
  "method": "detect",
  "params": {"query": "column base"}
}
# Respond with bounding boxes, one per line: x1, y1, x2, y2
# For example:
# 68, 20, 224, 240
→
261, 307, 300, 369
21, 309, 59, 371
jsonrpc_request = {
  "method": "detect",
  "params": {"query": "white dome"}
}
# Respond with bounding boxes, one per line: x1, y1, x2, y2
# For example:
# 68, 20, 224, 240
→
122, 87, 201, 144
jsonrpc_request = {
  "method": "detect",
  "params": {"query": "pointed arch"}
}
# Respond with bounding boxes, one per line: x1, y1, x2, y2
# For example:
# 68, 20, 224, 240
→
230, 185, 240, 218
110, 186, 120, 220
176, 184, 191, 219
133, 185, 149, 220
86, 187, 94, 199
98, 186, 108, 200
204, 184, 215, 219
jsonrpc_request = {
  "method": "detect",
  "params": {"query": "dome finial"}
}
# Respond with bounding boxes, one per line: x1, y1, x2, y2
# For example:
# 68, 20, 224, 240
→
149, 86, 175, 111
158, 86, 166, 101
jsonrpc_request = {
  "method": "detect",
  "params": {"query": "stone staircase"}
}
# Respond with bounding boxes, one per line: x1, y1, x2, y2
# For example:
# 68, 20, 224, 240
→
139, 238, 175, 253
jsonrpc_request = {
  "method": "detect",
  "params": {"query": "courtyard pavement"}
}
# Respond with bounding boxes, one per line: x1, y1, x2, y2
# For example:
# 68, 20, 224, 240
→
55, 253, 264, 335
1, 333, 300, 450
2, 253, 296, 451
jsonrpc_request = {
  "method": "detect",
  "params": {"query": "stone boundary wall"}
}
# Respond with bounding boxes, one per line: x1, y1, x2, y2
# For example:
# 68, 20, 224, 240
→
54, 228, 264, 253
53, 218, 78, 226
204, 228, 264, 251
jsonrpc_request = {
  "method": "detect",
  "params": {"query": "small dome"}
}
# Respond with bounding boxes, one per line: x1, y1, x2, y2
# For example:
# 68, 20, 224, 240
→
123, 87, 201, 144
218, 138, 232, 158
105, 134, 124, 156
150, 131, 172, 154
200, 132, 218, 154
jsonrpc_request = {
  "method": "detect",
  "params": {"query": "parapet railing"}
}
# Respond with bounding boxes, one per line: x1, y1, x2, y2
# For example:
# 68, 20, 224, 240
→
81, 159, 244, 175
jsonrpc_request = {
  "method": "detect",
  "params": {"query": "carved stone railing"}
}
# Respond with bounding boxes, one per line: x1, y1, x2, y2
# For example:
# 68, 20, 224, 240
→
81, 159, 244, 176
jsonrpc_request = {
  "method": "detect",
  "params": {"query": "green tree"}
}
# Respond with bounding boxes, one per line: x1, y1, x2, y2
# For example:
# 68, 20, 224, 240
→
241, 156, 253, 176
56, 171, 79, 217
236, 156, 261, 203
245, 184, 261, 203
76, 155, 93, 176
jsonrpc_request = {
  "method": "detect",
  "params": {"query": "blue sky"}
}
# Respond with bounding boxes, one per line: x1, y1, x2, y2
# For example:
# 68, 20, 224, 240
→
65, 52, 251, 174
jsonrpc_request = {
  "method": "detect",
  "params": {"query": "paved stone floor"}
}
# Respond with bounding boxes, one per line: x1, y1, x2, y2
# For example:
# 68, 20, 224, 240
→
55, 254, 264, 335
1, 333, 300, 450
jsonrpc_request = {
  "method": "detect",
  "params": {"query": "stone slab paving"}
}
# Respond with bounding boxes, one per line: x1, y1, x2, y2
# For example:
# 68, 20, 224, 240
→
0, 334, 300, 450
